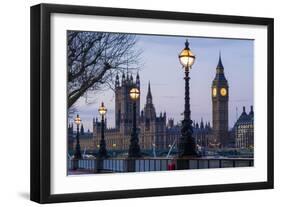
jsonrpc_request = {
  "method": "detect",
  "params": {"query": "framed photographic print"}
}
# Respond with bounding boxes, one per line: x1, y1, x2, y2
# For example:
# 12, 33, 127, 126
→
30, 3, 274, 203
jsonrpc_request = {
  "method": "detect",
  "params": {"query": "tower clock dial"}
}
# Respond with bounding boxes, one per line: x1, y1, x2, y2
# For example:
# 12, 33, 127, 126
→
220, 88, 227, 96
212, 88, 217, 97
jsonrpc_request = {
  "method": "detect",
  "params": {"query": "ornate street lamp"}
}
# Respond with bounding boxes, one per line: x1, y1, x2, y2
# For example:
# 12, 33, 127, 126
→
178, 39, 197, 157
74, 114, 82, 159
128, 87, 141, 157
98, 102, 108, 158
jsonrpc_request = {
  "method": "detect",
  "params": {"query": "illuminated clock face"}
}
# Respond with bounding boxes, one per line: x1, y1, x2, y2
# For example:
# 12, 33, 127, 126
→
212, 88, 217, 97
220, 88, 227, 96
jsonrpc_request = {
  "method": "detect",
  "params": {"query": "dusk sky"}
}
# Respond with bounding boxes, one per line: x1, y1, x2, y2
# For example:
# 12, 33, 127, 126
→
71, 34, 254, 132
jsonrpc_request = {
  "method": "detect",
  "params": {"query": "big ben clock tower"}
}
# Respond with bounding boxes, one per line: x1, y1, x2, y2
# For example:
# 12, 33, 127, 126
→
211, 53, 229, 148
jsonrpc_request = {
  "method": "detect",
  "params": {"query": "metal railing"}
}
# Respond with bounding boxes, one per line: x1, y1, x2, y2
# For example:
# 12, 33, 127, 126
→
68, 157, 254, 174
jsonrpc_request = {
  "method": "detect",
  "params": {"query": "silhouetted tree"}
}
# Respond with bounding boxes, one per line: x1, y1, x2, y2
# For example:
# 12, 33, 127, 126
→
67, 31, 140, 108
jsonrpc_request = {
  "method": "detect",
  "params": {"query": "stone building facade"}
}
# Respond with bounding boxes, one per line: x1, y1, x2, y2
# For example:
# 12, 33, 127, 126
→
68, 124, 94, 154
92, 73, 168, 151
211, 54, 229, 148
234, 106, 254, 148
193, 120, 212, 148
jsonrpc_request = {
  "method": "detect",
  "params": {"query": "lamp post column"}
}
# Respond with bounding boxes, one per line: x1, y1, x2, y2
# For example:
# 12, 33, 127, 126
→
98, 102, 108, 158
129, 101, 141, 157
74, 116, 82, 159
98, 115, 107, 158
73, 114, 82, 170
179, 69, 197, 157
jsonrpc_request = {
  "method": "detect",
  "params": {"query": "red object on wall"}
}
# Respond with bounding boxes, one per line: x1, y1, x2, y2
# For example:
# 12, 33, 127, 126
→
168, 161, 176, 170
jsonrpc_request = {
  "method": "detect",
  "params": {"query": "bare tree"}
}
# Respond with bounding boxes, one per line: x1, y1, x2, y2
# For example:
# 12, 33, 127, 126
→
67, 31, 140, 108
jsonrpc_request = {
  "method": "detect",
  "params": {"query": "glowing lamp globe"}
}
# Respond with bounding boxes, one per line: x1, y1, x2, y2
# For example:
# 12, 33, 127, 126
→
74, 114, 81, 125
98, 102, 107, 116
179, 39, 195, 69
130, 88, 140, 100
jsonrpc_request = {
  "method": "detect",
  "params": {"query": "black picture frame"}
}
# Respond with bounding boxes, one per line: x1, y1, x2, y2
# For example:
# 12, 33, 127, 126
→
30, 3, 274, 204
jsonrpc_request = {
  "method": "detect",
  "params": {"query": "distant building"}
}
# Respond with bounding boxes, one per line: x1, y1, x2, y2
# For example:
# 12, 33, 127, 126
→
139, 82, 167, 150
78, 128, 94, 151
234, 106, 254, 148
92, 73, 170, 151
211, 54, 229, 147
193, 119, 212, 148
165, 119, 181, 149
68, 124, 94, 153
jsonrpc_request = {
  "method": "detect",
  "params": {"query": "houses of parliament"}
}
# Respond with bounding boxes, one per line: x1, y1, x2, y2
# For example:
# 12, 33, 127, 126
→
68, 55, 254, 153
